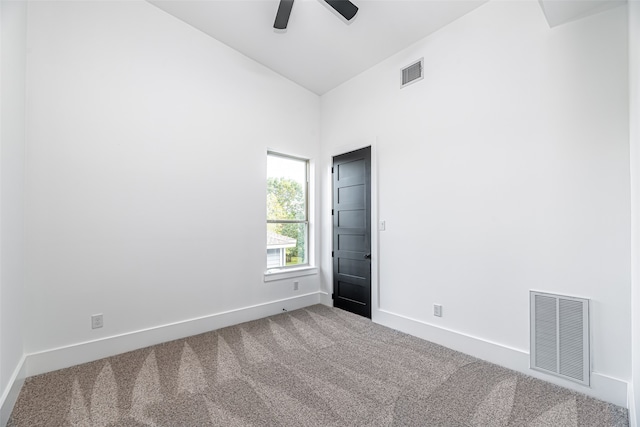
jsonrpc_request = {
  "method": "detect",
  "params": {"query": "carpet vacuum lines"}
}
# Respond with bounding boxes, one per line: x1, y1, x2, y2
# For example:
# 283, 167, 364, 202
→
7, 305, 629, 426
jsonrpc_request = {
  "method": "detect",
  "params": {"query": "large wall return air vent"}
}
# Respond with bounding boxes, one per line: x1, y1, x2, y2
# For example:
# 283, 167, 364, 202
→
401, 58, 424, 88
530, 291, 590, 386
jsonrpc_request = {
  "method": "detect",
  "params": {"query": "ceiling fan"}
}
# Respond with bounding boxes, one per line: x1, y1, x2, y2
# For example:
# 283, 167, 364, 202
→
274, 0, 359, 30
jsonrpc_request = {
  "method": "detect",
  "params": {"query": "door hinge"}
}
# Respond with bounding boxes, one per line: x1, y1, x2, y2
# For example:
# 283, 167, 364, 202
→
332, 251, 334, 258
332, 209, 334, 215
331, 293, 335, 300
331, 167, 334, 173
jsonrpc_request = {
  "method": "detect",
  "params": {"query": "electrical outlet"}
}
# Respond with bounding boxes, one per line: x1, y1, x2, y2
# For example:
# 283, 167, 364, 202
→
379, 220, 386, 231
433, 304, 443, 317
91, 314, 103, 329
293, 281, 299, 291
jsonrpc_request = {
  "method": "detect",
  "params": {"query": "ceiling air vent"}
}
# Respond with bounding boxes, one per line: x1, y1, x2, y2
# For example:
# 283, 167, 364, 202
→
530, 291, 590, 386
401, 58, 424, 88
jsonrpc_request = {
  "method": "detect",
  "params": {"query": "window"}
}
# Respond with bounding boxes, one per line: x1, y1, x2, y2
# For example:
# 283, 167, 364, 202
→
267, 152, 308, 269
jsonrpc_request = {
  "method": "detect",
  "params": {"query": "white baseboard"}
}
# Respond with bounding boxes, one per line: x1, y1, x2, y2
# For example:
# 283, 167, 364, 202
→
373, 308, 628, 408
319, 291, 332, 306
26, 292, 322, 378
0, 355, 27, 427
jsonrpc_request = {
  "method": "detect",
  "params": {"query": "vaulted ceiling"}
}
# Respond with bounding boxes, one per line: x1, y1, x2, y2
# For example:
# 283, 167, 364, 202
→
149, 0, 626, 95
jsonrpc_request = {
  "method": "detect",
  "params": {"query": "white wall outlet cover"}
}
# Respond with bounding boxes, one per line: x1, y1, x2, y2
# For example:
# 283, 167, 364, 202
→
91, 314, 104, 329
434, 304, 443, 317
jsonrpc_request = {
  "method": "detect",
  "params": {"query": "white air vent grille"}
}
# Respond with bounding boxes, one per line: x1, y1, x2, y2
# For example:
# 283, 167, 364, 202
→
401, 58, 424, 88
530, 291, 590, 386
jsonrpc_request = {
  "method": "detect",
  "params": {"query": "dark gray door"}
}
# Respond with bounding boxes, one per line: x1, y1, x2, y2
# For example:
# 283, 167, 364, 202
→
332, 147, 371, 318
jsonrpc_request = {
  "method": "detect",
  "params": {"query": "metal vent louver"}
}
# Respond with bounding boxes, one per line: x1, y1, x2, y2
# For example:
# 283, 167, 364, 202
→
401, 58, 424, 88
530, 291, 590, 386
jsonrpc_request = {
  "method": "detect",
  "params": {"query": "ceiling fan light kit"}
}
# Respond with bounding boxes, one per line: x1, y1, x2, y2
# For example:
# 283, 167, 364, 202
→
274, 0, 359, 30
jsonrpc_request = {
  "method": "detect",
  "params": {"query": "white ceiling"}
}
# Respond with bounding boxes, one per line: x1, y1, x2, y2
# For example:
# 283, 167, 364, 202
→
149, 0, 488, 94
148, 0, 625, 95
538, 0, 625, 27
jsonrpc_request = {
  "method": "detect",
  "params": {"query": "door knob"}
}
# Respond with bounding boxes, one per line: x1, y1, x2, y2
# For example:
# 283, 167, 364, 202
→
364, 253, 371, 259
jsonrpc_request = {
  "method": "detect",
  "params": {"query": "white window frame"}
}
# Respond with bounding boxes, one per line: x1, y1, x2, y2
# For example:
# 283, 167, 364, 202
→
265, 151, 315, 279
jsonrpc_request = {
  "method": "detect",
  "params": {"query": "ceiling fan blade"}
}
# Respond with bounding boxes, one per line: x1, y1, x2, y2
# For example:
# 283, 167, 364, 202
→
324, 0, 358, 21
274, 0, 294, 30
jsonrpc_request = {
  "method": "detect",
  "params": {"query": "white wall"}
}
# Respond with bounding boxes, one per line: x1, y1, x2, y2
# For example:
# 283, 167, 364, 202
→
0, 0, 27, 422
629, 0, 640, 423
24, 0, 320, 368
320, 0, 629, 404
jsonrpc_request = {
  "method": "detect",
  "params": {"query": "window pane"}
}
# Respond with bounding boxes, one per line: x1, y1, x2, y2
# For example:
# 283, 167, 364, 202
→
266, 152, 309, 269
267, 155, 307, 221
267, 222, 307, 267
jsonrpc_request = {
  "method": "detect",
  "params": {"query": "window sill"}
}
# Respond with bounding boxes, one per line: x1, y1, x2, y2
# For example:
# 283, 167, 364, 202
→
263, 266, 318, 282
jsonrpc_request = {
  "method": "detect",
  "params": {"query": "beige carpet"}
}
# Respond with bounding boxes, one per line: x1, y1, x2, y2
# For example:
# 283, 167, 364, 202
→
8, 305, 628, 426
